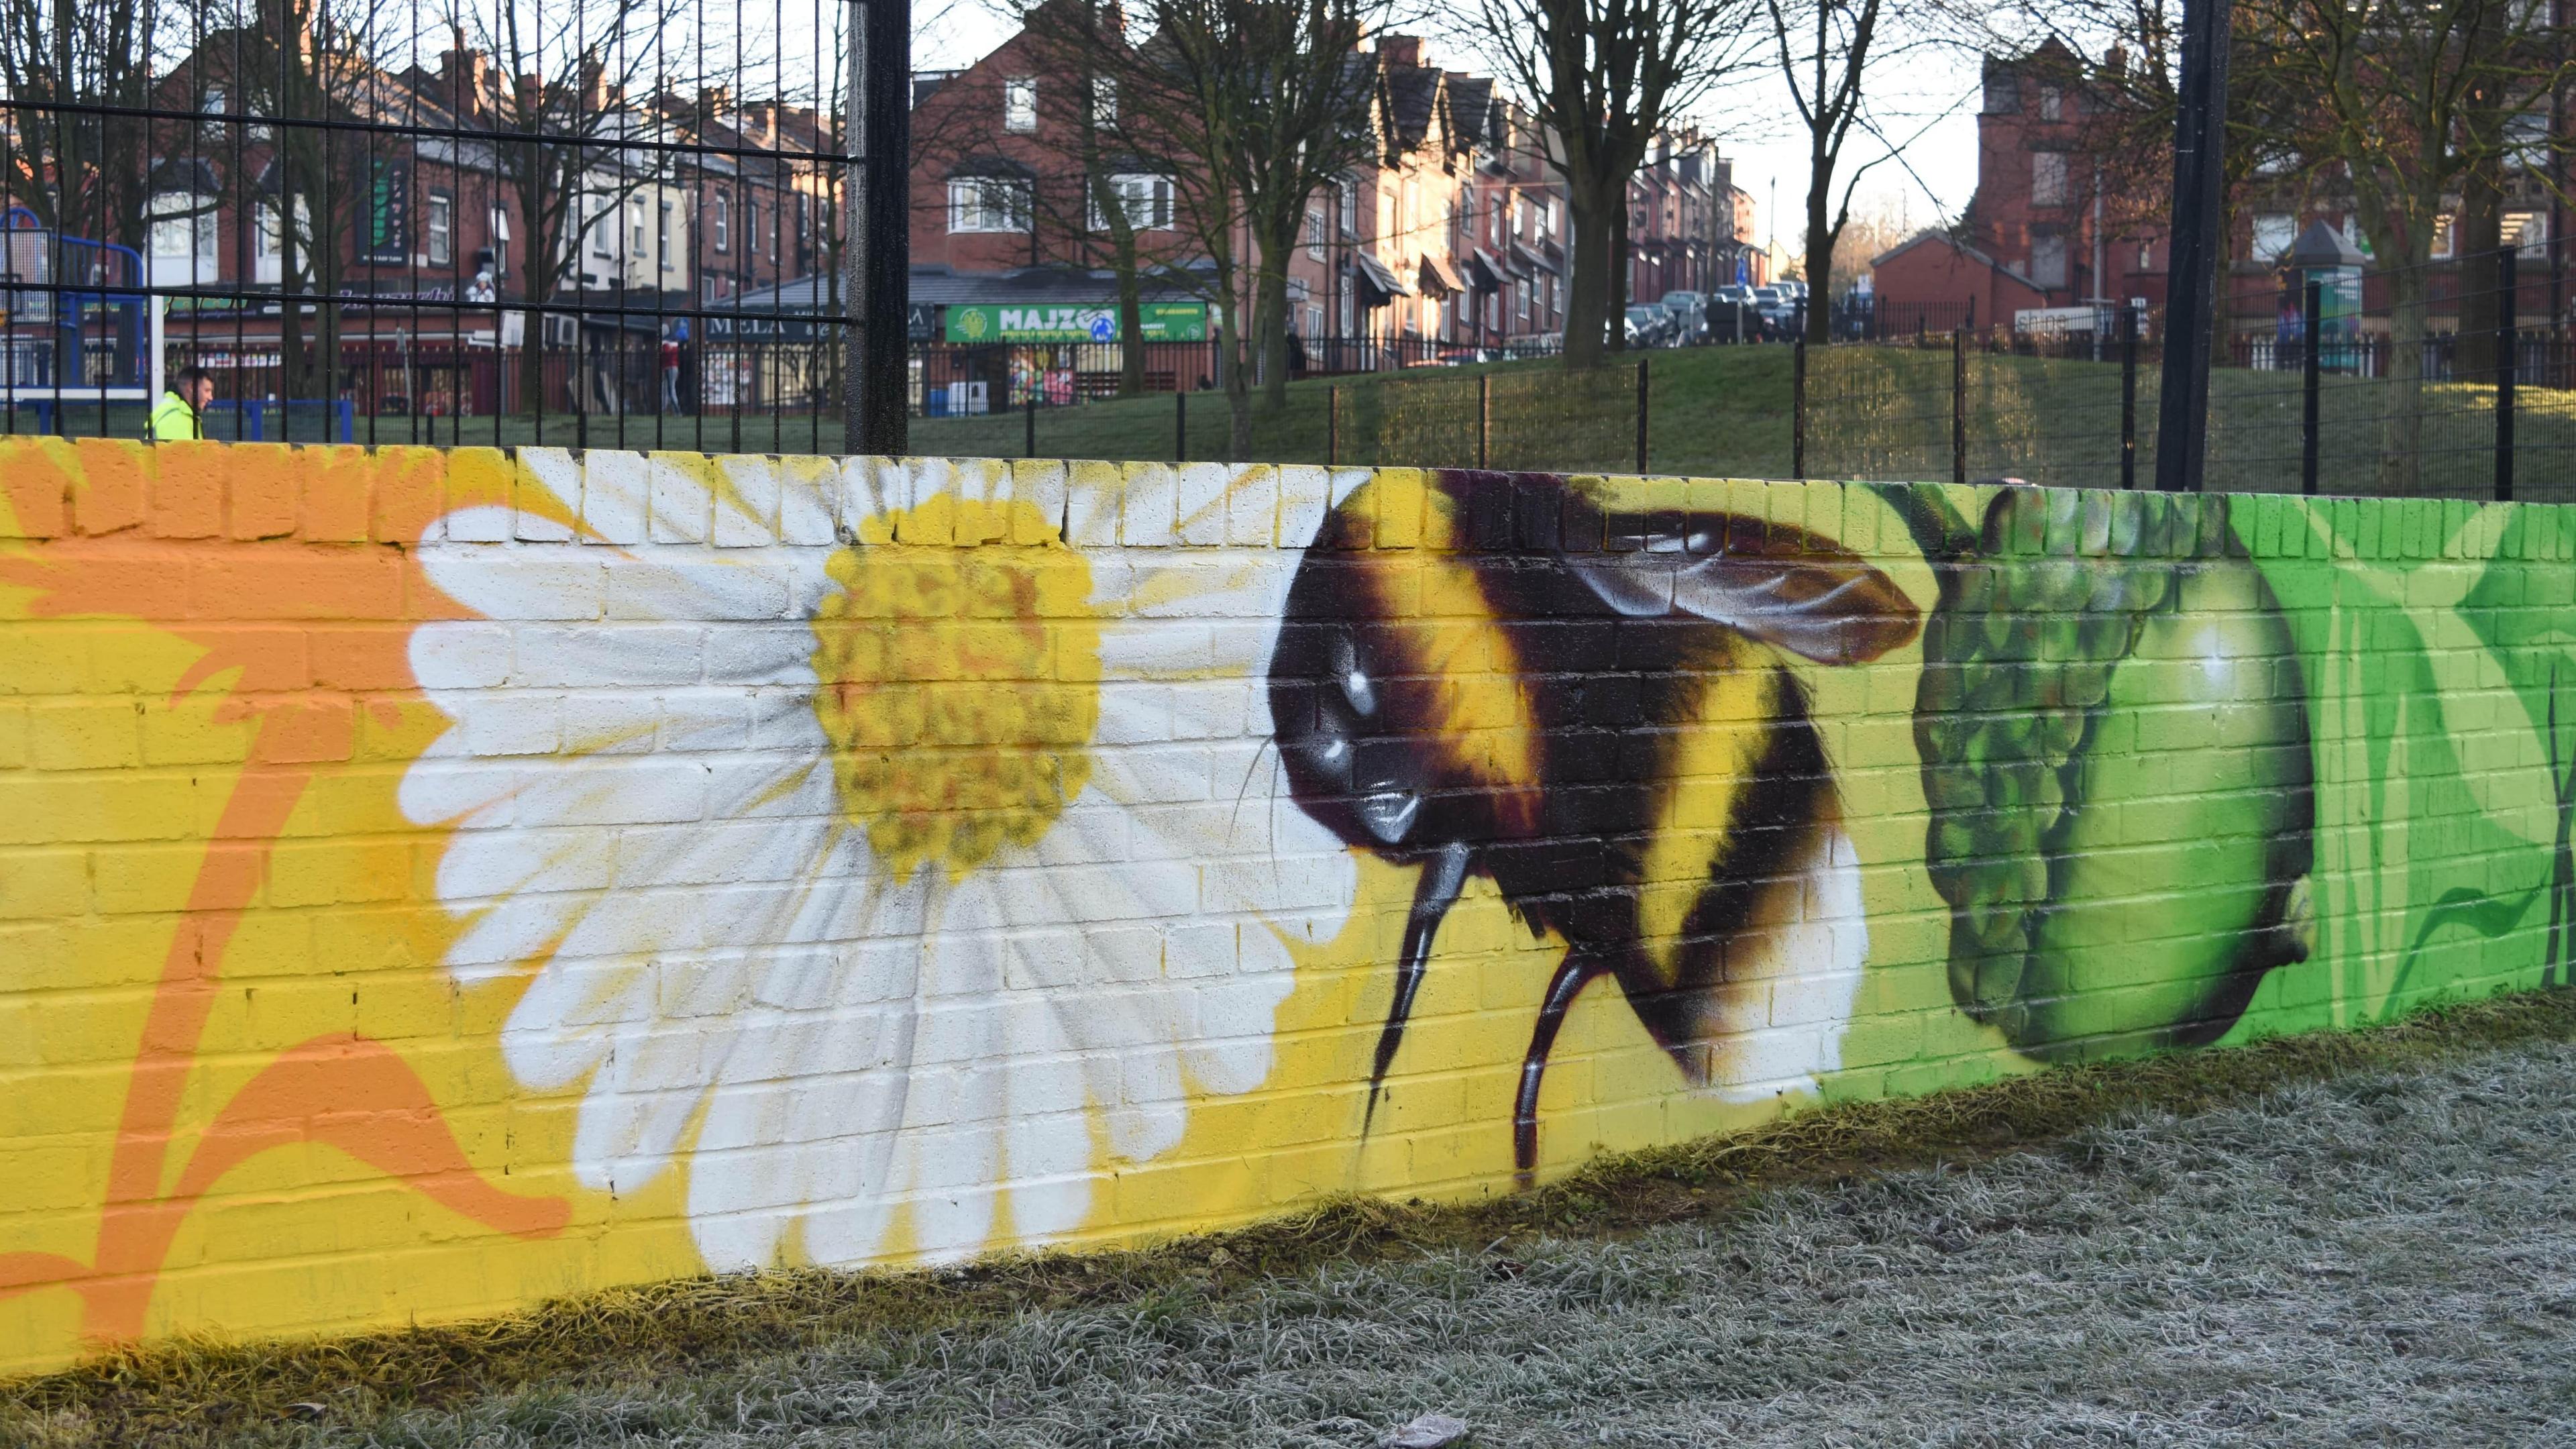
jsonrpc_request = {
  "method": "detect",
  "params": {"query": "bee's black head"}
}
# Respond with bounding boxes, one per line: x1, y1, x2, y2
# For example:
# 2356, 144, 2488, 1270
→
1268, 554, 1432, 855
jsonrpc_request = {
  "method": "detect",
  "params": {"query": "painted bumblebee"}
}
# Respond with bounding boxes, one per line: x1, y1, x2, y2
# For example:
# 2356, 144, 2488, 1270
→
1267, 470, 1922, 1182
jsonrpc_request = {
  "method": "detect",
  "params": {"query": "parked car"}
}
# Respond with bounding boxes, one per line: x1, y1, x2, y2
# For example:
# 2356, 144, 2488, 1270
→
1625, 303, 1676, 347
1660, 290, 1706, 341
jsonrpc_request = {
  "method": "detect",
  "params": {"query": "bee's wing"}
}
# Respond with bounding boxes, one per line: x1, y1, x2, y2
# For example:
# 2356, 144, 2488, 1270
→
1563, 519, 1922, 665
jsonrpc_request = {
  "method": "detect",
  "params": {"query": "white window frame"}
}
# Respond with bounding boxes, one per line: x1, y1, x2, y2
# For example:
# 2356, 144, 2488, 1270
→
1004, 77, 1038, 133
146, 192, 219, 285
713, 191, 730, 253
1089, 172, 1171, 231
426, 191, 454, 266
2251, 211, 2296, 262
1091, 77, 1117, 127
949, 176, 1032, 233
657, 199, 674, 272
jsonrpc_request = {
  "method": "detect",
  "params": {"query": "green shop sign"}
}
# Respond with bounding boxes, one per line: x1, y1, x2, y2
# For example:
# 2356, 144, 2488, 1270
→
943, 303, 1207, 343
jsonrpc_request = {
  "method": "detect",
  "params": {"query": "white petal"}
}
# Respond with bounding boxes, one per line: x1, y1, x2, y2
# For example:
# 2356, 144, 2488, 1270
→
690, 863, 926, 1271
421, 549, 608, 623
902, 877, 1008, 1262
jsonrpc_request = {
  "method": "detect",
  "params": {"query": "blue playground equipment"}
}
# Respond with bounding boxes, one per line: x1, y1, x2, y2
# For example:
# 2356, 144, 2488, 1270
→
1, 207, 150, 407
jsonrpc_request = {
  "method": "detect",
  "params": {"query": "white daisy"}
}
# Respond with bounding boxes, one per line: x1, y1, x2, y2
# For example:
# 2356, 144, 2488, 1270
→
400, 451, 1357, 1269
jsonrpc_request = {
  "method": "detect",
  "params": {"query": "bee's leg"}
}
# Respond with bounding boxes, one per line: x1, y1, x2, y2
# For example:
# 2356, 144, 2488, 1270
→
1514, 951, 1607, 1188
1363, 839, 1474, 1138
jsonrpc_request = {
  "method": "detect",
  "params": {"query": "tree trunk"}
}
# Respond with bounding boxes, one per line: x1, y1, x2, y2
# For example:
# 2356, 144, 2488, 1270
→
1218, 293, 1250, 460
2378, 255, 2428, 496
1254, 223, 1295, 412
2459, 156, 2504, 379
1114, 233, 1144, 396
1607, 206, 1631, 353
1563, 185, 1617, 368
1804, 184, 1840, 343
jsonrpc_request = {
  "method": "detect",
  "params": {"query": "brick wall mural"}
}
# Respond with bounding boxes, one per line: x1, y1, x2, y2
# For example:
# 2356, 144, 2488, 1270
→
0, 437, 2561, 1373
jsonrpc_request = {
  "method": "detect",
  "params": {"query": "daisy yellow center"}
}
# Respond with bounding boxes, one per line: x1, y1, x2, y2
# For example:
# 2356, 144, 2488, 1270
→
810, 496, 1102, 883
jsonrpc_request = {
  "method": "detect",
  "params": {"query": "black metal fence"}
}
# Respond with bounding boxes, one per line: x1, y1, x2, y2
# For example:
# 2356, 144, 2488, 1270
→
1, 0, 855, 453
1804, 248, 2569, 501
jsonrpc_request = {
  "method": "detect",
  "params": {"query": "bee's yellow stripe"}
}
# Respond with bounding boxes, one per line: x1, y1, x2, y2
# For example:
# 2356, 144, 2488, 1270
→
1636, 643, 1777, 988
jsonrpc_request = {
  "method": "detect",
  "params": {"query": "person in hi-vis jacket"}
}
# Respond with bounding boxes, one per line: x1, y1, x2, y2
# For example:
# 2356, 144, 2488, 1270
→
151, 367, 216, 441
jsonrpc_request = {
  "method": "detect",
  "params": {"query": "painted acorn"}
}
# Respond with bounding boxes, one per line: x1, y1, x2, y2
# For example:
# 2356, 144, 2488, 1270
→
1887, 485, 2314, 1061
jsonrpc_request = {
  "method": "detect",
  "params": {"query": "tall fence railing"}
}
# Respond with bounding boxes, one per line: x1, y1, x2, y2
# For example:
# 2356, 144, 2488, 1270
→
1805, 247, 2567, 500
0, 0, 853, 453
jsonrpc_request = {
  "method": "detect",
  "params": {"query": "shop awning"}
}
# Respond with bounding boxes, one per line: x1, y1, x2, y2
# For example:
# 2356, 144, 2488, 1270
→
1350, 249, 1411, 301
1419, 252, 1466, 297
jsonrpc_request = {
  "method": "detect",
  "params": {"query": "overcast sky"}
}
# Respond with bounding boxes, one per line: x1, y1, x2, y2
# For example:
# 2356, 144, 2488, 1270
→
912, 2, 1999, 252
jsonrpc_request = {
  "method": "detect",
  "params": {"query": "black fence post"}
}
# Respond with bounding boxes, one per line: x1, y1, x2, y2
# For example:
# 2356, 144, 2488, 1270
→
2301, 278, 2322, 496
1951, 327, 1967, 487
1327, 385, 1338, 466
2120, 305, 2139, 490
1175, 390, 1187, 464
1635, 356, 1650, 473
2498, 246, 2518, 503
2155, 0, 2231, 493
849, 0, 911, 456
1478, 372, 1490, 470
1792, 339, 1807, 480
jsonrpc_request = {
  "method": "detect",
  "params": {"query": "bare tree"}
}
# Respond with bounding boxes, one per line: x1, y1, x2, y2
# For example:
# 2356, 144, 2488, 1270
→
0, 0, 160, 252
457, 0, 682, 416
2245, 0, 2573, 493
221, 0, 418, 403
1767, 0, 1979, 343
1471, 0, 1758, 365
1032, 0, 1391, 454
1016, 8, 1191, 396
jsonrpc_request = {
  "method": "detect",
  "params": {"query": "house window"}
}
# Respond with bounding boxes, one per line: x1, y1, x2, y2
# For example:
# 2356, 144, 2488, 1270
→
2508, 211, 2548, 256
1004, 77, 1037, 133
2431, 213, 2456, 259
147, 195, 217, 269
2031, 230, 2068, 288
1516, 279, 1529, 321
1089, 173, 1172, 231
427, 191, 454, 265
1339, 283, 1354, 334
1338, 176, 1357, 236
2039, 85, 2062, 121
1306, 304, 1324, 337
713, 192, 729, 252
2031, 151, 2068, 207
2137, 241, 2152, 270
2251, 212, 2296, 262
657, 199, 673, 271
488, 204, 511, 272
1305, 208, 1325, 258
949, 176, 1032, 233
1091, 77, 1117, 127
629, 198, 645, 259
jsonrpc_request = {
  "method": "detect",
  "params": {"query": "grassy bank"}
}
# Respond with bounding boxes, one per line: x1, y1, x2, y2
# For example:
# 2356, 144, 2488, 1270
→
11, 346, 2569, 502
7, 987, 2574, 1446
